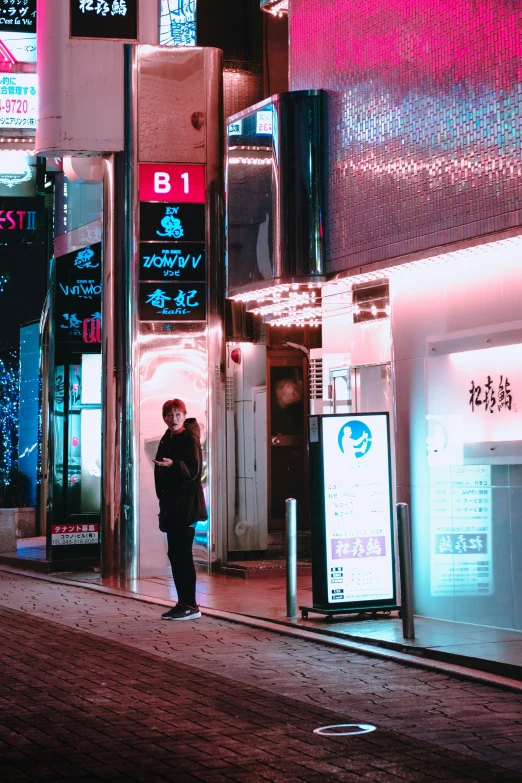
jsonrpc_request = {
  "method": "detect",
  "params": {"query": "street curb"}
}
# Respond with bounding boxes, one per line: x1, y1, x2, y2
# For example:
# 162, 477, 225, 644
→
2, 563, 522, 694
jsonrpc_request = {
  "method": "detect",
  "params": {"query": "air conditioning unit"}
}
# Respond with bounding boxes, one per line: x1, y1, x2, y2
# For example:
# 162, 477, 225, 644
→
309, 348, 324, 415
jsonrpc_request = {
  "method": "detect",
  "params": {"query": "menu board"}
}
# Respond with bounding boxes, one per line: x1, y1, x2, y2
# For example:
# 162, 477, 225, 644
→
430, 465, 492, 597
309, 413, 396, 610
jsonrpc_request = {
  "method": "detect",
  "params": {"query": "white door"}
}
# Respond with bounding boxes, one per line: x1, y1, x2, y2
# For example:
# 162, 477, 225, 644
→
353, 364, 391, 413
253, 386, 268, 550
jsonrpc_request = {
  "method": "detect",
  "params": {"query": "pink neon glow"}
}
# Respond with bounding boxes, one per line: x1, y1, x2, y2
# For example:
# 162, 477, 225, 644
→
291, 0, 522, 88
289, 0, 522, 269
139, 164, 205, 204
0, 39, 17, 72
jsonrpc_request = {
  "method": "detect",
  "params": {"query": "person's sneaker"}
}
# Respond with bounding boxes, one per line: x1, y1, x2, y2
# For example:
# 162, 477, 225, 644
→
161, 604, 201, 621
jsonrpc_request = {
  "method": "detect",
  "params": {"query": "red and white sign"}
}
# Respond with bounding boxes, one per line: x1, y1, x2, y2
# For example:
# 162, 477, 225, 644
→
52, 523, 99, 546
139, 164, 205, 203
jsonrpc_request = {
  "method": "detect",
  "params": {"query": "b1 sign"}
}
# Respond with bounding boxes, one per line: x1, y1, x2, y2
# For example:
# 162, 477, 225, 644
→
139, 163, 205, 203
308, 413, 396, 610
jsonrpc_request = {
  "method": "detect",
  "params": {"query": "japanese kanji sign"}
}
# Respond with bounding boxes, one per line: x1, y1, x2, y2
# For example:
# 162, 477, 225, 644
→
70, 0, 137, 40
139, 282, 206, 322
0, 73, 37, 129
52, 523, 99, 546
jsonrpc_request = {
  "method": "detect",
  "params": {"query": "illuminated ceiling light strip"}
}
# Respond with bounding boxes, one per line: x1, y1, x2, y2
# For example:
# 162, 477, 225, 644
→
231, 280, 323, 304
322, 235, 522, 298
228, 157, 273, 165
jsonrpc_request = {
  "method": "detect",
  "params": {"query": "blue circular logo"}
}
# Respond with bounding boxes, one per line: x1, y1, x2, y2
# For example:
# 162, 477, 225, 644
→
338, 420, 372, 458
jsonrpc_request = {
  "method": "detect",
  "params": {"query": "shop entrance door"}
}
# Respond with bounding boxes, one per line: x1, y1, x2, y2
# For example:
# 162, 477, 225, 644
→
352, 363, 391, 413
267, 351, 309, 534
253, 386, 268, 549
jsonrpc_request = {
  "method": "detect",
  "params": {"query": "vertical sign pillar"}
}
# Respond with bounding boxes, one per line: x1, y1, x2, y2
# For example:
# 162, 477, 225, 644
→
101, 45, 224, 579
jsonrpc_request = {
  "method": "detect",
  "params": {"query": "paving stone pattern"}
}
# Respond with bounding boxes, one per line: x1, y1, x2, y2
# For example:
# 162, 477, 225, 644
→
1, 574, 522, 782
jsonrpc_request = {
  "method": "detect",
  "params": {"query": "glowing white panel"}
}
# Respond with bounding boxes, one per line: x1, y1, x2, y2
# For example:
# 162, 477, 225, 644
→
81, 353, 102, 404
430, 465, 492, 597
80, 408, 102, 514
138, 328, 208, 577
427, 343, 522, 450
321, 413, 395, 604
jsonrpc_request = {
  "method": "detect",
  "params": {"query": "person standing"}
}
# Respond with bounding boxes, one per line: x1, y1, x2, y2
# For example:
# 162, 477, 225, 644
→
153, 398, 207, 620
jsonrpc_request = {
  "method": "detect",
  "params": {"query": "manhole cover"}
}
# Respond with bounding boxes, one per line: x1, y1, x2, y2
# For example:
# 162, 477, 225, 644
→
313, 723, 377, 737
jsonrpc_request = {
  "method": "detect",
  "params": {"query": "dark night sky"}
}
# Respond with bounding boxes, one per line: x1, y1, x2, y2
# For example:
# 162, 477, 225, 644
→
0, 243, 47, 355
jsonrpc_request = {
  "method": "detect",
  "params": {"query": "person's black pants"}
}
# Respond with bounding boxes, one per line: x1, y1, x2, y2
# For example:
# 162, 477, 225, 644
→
166, 526, 197, 607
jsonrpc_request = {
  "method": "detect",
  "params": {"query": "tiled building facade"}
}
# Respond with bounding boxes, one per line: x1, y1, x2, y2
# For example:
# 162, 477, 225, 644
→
289, 0, 522, 271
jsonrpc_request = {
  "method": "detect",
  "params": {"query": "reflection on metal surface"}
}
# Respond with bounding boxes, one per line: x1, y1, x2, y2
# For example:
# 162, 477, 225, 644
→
133, 45, 225, 577
227, 91, 324, 326
138, 324, 209, 573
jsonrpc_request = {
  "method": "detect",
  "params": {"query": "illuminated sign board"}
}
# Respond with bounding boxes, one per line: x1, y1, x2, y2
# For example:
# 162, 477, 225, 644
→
430, 465, 492, 597
139, 202, 205, 242
139, 159, 206, 322
55, 243, 102, 347
0, 151, 35, 197
0, 0, 36, 32
139, 242, 205, 282
70, 0, 138, 40
0, 73, 37, 129
256, 109, 273, 135
308, 413, 396, 610
139, 281, 206, 321
228, 119, 242, 136
159, 0, 196, 47
139, 163, 205, 203
0, 195, 44, 242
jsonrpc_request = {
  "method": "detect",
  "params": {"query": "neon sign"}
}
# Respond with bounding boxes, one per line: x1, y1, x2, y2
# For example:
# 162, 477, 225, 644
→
0, 0, 36, 32
139, 163, 205, 203
159, 0, 196, 47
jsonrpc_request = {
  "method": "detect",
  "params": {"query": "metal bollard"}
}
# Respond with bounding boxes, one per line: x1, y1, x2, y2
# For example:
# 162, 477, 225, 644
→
397, 503, 415, 639
286, 498, 297, 618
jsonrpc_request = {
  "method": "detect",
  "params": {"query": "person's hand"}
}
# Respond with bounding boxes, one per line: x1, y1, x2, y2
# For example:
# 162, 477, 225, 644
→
153, 458, 173, 467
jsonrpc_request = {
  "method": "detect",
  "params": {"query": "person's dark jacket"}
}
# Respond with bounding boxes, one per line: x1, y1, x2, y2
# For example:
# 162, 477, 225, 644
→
154, 418, 208, 530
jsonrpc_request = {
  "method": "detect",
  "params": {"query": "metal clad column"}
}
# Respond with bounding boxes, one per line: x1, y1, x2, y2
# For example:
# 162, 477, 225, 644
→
101, 46, 139, 580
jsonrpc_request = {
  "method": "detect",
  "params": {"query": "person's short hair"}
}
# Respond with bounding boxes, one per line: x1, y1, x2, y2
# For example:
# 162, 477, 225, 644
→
162, 398, 187, 418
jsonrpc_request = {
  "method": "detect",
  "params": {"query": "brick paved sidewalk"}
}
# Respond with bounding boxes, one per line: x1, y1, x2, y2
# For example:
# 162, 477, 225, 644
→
1, 605, 521, 783
2, 572, 522, 780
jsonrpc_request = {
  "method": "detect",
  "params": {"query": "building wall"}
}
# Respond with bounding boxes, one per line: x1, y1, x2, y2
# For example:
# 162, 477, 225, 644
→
321, 235, 522, 630
289, 0, 522, 272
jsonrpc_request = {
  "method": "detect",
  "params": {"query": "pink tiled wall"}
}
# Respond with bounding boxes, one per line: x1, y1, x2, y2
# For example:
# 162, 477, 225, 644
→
289, 0, 522, 271
224, 66, 264, 120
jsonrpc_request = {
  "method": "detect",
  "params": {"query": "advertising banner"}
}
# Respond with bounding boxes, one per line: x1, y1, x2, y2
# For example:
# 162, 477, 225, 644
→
308, 413, 396, 610
0, 73, 37, 129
